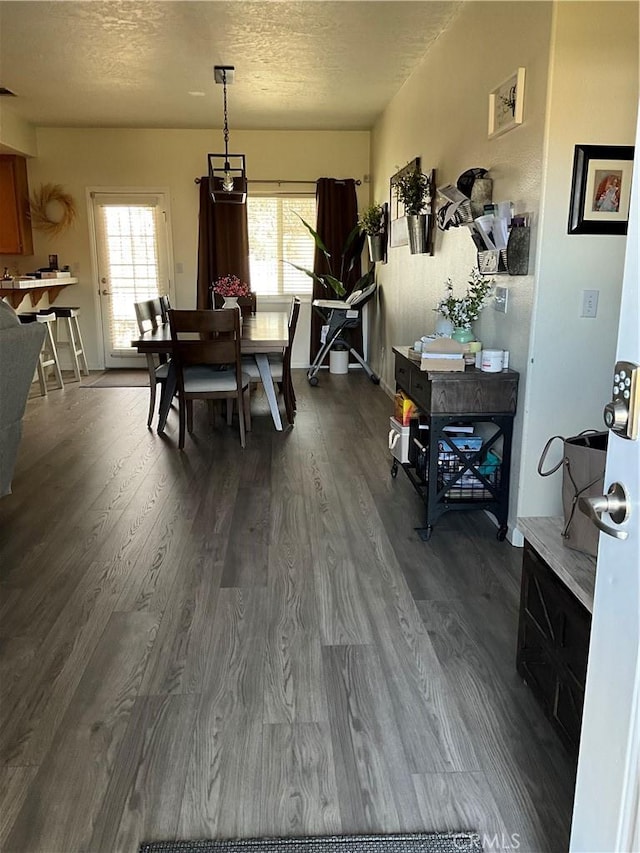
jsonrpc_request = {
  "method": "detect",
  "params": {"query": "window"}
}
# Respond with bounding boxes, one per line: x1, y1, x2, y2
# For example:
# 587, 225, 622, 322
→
247, 195, 316, 297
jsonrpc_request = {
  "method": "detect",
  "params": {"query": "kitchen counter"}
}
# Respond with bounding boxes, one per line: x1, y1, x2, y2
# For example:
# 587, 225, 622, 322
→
0, 277, 79, 308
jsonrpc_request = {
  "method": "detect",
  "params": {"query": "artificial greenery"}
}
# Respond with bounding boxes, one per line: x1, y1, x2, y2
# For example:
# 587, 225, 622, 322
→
288, 215, 374, 298
435, 268, 494, 329
358, 203, 385, 236
394, 166, 431, 216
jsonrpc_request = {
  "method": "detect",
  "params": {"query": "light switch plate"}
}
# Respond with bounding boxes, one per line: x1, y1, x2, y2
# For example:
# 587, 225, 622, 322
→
494, 286, 508, 313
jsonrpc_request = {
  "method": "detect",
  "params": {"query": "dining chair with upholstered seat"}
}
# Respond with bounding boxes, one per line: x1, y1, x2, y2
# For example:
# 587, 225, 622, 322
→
241, 296, 300, 427
134, 297, 171, 428
168, 308, 250, 449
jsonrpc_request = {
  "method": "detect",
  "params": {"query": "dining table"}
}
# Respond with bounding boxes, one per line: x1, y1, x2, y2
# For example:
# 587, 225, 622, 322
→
131, 310, 289, 433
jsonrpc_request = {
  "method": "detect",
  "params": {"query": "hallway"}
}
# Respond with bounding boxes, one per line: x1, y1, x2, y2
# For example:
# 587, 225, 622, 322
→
0, 372, 575, 852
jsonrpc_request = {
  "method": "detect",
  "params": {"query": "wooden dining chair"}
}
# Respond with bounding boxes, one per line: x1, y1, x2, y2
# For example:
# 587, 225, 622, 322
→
242, 296, 301, 426
168, 308, 250, 449
134, 297, 170, 428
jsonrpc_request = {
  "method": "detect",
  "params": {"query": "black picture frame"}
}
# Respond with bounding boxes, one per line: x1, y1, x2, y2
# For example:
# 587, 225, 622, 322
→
568, 144, 634, 235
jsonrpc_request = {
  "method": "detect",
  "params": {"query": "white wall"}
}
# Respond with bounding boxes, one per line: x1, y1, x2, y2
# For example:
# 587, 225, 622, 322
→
3, 127, 369, 367
370, 1, 554, 536
520, 1, 639, 517
0, 109, 37, 156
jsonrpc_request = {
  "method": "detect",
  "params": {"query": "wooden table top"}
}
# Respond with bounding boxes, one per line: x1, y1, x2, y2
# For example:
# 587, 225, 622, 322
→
131, 311, 288, 354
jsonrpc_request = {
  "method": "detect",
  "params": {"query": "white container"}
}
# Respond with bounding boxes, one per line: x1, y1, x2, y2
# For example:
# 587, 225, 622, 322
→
481, 349, 504, 372
329, 348, 349, 374
389, 417, 411, 464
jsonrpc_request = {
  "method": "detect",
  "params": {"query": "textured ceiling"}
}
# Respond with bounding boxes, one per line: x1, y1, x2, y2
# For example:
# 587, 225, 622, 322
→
0, 1, 461, 131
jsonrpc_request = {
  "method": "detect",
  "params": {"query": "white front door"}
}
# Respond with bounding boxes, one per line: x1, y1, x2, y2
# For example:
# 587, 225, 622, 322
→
90, 190, 173, 368
570, 105, 640, 852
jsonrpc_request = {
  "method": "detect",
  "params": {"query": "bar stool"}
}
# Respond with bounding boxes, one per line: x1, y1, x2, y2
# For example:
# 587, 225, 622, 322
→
41, 306, 89, 382
19, 312, 64, 395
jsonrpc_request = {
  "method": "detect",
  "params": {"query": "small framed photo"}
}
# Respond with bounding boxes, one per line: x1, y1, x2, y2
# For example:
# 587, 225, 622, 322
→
568, 144, 634, 235
488, 68, 525, 138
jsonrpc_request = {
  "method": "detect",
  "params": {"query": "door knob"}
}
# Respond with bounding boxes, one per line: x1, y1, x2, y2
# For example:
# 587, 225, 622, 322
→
101, 289, 111, 296
579, 481, 630, 540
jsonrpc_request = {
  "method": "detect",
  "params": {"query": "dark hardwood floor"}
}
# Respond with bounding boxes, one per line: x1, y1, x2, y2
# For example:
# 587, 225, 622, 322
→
0, 371, 576, 853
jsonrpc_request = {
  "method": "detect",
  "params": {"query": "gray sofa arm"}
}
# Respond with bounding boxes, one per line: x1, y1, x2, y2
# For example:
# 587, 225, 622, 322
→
0, 321, 46, 496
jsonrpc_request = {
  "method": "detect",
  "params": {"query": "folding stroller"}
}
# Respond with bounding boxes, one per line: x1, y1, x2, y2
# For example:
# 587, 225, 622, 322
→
307, 281, 379, 385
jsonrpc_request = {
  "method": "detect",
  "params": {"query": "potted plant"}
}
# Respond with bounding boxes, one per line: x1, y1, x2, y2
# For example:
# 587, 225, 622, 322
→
289, 215, 374, 299
358, 203, 386, 263
395, 165, 432, 254
434, 267, 493, 342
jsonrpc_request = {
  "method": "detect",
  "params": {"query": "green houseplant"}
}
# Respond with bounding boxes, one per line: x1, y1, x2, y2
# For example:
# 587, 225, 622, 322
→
394, 165, 432, 254
289, 215, 374, 299
435, 267, 494, 341
358, 203, 386, 263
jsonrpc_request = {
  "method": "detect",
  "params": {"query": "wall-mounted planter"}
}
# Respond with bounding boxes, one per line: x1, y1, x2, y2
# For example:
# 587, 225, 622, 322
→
368, 234, 385, 263
407, 214, 429, 254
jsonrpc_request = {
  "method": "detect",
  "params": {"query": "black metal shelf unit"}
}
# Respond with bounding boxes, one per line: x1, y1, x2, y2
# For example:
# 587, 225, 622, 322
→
391, 347, 519, 541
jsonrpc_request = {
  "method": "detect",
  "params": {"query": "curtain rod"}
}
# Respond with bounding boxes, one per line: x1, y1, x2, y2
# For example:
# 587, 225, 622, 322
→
194, 177, 361, 186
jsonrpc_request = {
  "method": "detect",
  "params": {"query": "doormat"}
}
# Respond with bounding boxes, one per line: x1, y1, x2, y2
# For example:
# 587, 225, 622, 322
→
81, 369, 150, 388
140, 832, 482, 853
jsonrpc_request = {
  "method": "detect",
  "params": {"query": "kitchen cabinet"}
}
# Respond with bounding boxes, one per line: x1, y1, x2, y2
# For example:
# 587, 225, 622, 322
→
391, 346, 519, 540
0, 155, 34, 255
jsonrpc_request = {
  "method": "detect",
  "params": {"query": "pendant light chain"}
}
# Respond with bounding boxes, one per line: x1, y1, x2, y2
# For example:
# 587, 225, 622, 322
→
222, 69, 230, 161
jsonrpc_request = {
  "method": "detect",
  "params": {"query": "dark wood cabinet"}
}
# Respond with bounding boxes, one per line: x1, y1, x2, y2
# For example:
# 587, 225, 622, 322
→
392, 346, 519, 540
517, 538, 592, 756
0, 155, 34, 255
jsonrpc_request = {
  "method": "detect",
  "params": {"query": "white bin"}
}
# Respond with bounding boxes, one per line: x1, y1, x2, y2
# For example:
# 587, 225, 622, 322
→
329, 348, 349, 374
389, 417, 411, 464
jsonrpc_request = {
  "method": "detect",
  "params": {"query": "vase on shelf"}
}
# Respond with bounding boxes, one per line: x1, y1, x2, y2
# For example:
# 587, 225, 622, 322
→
451, 326, 475, 344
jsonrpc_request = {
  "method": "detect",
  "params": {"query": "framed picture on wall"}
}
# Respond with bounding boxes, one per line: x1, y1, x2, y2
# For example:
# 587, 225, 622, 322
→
488, 67, 525, 138
568, 144, 635, 235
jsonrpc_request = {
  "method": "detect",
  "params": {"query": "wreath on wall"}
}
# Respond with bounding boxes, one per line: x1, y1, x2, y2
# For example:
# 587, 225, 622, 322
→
30, 183, 77, 236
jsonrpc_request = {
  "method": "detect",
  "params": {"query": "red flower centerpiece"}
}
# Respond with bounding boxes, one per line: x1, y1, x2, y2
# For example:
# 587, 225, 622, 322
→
212, 275, 250, 299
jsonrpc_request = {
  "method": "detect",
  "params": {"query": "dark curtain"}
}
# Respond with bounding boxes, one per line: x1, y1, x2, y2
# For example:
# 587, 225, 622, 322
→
310, 178, 362, 362
196, 178, 251, 309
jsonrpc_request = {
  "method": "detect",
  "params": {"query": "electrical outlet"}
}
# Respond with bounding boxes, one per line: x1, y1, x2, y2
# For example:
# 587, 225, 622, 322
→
581, 289, 599, 318
494, 286, 508, 313
175, 261, 184, 274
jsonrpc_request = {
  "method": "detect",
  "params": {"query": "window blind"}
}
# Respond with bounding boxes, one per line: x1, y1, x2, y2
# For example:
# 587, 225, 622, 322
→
247, 195, 316, 297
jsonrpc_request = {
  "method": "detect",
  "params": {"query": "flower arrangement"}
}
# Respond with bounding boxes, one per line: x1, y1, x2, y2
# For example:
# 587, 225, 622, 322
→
211, 274, 250, 298
435, 268, 494, 329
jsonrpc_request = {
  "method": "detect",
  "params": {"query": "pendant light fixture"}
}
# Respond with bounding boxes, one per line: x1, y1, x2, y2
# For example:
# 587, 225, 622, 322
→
208, 65, 247, 204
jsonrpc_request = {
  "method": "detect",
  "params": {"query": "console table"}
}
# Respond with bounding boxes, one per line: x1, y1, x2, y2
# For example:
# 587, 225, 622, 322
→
517, 516, 595, 756
391, 346, 519, 540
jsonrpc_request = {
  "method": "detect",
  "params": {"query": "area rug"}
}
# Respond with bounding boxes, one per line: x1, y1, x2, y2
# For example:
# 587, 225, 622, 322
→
139, 832, 482, 853
81, 369, 150, 388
